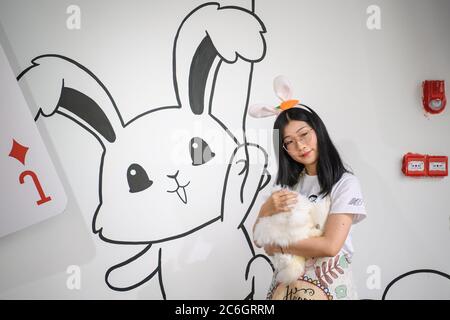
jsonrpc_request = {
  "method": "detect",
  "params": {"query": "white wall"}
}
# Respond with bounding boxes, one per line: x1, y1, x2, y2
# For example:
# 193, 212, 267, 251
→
0, 0, 449, 299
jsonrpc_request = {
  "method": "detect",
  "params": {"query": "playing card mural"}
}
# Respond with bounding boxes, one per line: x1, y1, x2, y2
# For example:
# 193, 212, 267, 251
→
0, 44, 67, 238
12, 2, 273, 299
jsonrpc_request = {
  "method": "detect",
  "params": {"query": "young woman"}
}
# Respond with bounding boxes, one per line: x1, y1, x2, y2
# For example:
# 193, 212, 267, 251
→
253, 105, 367, 300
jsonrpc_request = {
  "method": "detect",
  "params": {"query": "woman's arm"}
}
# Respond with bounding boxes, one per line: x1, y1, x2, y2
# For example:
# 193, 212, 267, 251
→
264, 213, 353, 257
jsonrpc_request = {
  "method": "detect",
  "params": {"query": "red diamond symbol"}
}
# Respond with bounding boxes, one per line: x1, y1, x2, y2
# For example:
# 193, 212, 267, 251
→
8, 139, 29, 165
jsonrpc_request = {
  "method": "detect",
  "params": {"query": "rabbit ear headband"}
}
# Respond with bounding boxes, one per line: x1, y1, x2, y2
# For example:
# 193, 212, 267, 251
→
248, 75, 311, 118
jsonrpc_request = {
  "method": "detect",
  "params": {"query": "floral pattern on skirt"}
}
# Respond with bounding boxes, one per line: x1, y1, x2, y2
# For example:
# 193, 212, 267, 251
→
266, 252, 358, 300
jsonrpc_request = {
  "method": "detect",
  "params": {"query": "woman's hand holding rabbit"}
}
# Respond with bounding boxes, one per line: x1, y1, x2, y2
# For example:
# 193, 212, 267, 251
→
262, 189, 298, 217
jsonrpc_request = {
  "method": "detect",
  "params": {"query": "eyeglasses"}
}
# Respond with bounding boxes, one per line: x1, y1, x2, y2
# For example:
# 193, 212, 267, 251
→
282, 128, 314, 152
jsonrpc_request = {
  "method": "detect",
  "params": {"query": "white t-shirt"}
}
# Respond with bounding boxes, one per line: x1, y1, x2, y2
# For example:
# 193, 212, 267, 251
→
264, 172, 367, 257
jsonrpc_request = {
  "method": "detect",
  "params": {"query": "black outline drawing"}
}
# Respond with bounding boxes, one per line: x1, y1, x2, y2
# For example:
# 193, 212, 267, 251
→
381, 269, 450, 300
16, 1, 274, 299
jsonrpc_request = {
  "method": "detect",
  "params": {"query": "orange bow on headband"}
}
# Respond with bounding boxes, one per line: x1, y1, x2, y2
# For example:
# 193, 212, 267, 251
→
278, 99, 300, 111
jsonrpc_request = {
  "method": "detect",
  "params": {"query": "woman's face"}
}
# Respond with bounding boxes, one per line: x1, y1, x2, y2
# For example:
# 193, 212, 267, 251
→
282, 120, 318, 170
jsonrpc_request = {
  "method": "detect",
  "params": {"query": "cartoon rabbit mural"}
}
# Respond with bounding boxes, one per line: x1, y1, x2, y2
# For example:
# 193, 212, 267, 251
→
17, 2, 274, 299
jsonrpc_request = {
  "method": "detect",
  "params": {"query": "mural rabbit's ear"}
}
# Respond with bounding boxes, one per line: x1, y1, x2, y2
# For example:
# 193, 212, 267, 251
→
248, 103, 280, 118
17, 55, 124, 146
173, 3, 266, 143
273, 75, 293, 101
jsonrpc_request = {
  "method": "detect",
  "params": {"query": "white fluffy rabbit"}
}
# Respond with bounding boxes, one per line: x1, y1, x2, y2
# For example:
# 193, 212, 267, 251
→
254, 187, 330, 284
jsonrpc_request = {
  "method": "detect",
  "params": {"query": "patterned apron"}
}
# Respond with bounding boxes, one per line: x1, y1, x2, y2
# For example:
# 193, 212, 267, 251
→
266, 252, 358, 300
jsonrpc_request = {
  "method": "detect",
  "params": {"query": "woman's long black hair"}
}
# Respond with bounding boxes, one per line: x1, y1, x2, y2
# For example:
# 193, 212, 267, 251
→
273, 104, 350, 197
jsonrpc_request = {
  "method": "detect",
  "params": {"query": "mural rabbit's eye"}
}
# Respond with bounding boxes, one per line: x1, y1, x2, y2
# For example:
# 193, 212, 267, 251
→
190, 137, 215, 166
127, 163, 153, 193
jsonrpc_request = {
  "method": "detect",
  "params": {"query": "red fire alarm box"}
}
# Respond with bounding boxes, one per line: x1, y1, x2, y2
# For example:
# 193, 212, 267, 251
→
427, 155, 448, 177
422, 80, 446, 114
402, 153, 427, 177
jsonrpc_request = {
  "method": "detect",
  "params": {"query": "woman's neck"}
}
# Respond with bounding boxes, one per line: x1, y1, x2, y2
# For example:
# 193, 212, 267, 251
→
305, 164, 317, 176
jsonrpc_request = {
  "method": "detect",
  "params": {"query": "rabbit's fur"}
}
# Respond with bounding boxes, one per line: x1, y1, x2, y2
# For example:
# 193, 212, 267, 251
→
254, 191, 330, 284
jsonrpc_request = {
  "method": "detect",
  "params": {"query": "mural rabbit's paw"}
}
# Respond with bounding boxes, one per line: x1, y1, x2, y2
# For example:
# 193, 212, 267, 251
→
245, 254, 273, 300
223, 143, 269, 227
105, 245, 162, 294
199, 4, 266, 63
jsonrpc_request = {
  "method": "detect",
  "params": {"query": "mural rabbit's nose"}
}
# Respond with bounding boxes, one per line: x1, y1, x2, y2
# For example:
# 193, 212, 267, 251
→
167, 170, 179, 180
166, 170, 190, 204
